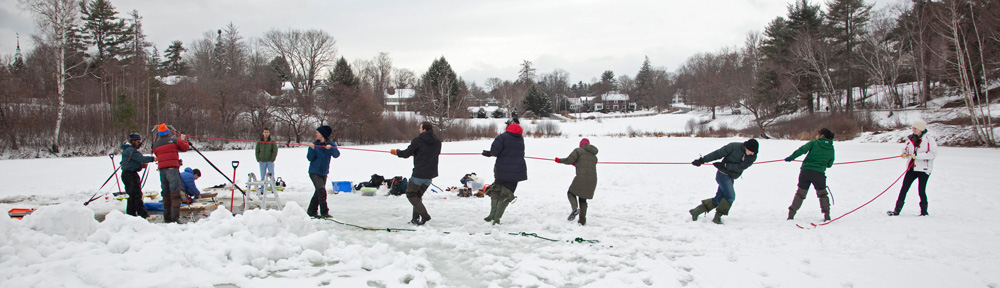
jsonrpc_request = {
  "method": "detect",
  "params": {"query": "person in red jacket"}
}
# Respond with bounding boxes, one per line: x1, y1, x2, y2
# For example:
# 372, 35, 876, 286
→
152, 123, 190, 223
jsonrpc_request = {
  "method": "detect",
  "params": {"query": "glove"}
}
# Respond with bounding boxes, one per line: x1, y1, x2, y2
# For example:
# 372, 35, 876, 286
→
390, 149, 398, 155
691, 158, 704, 167
784, 157, 793, 162
482, 150, 492, 157
554, 158, 560, 163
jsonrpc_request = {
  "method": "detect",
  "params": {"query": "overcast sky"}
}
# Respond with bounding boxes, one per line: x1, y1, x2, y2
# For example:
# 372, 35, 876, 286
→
2, 0, 899, 85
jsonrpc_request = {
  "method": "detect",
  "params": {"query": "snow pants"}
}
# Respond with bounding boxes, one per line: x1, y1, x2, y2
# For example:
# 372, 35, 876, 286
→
308, 173, 329, 217
123, 170, 148, 218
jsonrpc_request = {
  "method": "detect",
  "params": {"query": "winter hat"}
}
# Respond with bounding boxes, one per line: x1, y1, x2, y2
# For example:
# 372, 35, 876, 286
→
505, 123, 523, 135
580, 138, 590, 147
912, 120, 927, 132
744, 138, 759, 154
128, 133, 142, 141
317, 125, 333, 140
157, 124, 169, 136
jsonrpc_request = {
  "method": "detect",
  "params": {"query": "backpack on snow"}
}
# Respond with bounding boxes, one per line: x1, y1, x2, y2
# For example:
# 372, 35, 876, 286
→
354, 174, 386, 191
388, 176, 407, 196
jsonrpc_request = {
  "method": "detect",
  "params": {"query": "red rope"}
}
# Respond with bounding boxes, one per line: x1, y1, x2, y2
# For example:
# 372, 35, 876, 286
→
809, 162, 913, 228
186, 135, 898, 166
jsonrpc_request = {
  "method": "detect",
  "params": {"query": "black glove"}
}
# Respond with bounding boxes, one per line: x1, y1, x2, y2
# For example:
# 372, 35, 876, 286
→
482, 150, 493, 157
692, 158, 704, 167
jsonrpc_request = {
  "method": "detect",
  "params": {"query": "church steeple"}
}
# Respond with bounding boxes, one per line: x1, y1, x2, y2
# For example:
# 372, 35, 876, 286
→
14, 33, 22, 60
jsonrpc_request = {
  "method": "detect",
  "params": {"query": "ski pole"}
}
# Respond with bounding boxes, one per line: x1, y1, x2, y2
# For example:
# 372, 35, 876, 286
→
109, 154, 122, 194
231, 160, 239, 213
84, 165, 123, 206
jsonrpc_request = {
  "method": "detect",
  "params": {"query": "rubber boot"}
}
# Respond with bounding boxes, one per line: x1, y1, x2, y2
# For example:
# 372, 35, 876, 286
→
817, 189, 831, 221
919, 202, 928, 216
416, 185, 431, 224
788, 188, 807, 220
484, 186, 499, 222
567, 192, 579, 221
577, 202, 588, 226
689, 198, 716, 221
713, 198, 731, 225
492, 187, 515, 225
166, 189, 182, 223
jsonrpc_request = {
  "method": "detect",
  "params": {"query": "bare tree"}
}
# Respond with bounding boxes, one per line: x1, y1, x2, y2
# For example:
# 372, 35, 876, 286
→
932, 0, 995, 146
260, 28, 337, 99
857, 7, 906, 108
392, 67, 416, 89
21, 0, 85, 154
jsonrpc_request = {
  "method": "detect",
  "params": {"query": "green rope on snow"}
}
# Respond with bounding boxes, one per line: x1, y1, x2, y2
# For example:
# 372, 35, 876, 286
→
316, 217, 600, 244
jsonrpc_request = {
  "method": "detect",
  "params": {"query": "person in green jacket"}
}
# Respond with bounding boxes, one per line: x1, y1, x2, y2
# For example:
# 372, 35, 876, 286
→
555, 138, 599, 225
255, 128, 278, 181
689, 139, 759, 224
784, 128, 836, 221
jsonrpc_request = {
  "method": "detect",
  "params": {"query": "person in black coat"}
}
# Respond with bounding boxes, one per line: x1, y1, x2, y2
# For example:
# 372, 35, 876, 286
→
481, 119, 527, 225
391, 121, 442, 225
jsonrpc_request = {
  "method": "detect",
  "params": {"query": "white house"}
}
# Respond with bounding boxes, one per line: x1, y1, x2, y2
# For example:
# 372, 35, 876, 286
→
384, 88, 416, 111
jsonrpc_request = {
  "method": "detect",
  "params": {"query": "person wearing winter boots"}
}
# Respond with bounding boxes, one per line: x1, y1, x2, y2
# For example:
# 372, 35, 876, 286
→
120, 133, 156, 218
556, 138, 599, 225
888, 120, 938, 216
689, 139, 758, 224
784, 128, 836, 221
306, 125, 341, 218
152, 124, 189, 223
390, 121, 442, 226
255, 128, 278, 181
179, 168, 202, 204
481, 118, 528, 225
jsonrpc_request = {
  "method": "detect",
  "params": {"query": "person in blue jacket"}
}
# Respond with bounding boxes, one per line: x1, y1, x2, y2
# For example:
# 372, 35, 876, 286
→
306, 125, 340, 218
179, 167, 202, 204
120, 133, 156, 218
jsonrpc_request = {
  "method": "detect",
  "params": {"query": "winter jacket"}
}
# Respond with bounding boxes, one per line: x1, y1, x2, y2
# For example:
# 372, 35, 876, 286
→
306, 140, 341, 176
152, 135, 190, 169
119, 142, 155, 172
903, 130, 937, 174
787, 138, 835, 173
396, 130, 442, 179
700, 142, 757, 179
255, 137, 278, 162
179, 167, 201, 198
558, 144, 599, 199
489, 126, 528, 182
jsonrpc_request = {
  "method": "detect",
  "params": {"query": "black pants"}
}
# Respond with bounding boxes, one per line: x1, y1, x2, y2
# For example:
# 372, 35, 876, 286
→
894, 170, 930, 214
308, 173, 329, 216
797, 169, 827, 190
122, 170, 148, 218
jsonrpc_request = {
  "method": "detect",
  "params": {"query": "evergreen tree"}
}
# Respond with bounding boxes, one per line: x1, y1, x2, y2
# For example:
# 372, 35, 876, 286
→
111, 91, 138, 131
825, 0, 873, 111
147, 45, 162, 76
417, 56, 463, 128
211, 29, 229, 77
80, 0, 133, 63
161, 40, 187, 75
518, 60, 535, 84
522, 84, 552, 117
329, 57, 357, 86
270, 56, 291, 83
635, 56, 655, 106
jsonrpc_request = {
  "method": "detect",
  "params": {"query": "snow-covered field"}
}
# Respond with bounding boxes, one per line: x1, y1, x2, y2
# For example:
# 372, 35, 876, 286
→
2, 122, 1000, 287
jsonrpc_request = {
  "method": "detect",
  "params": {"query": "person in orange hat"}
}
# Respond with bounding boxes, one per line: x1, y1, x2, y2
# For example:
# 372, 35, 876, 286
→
480, 118, 527, 225
151, 123, 189, 223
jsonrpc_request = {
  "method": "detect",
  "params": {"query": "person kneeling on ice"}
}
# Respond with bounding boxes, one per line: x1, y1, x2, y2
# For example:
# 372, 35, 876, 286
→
120, 133, 156, 218
180, 167, 202, 204
481, 118, 527, 225
888, 119, 937, 217
555, 138, 598, 225
784, 128, 836, 221
306, 125, 340, 218
689, 139, 758, 224
390, 121, 442, 226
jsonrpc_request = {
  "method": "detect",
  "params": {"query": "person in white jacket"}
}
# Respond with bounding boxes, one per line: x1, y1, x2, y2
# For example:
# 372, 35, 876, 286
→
889, 119, 937, 216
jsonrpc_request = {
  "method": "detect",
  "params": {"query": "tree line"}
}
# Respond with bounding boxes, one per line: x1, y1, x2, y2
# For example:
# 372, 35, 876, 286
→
2, 0, 997, 158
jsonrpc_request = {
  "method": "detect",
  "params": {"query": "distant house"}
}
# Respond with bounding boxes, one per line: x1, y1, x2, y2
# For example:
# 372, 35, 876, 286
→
385, 87, 416, 111
566, 96, 597, 112
598, 92, 636, 112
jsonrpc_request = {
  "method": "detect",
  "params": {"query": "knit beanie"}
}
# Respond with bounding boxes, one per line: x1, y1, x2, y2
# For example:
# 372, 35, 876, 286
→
744, 139, 759, 154
317, 125, 333, 140
580, 138, 590, 147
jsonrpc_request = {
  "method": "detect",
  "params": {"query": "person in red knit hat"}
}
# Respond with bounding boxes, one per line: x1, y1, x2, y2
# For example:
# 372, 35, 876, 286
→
481, 118, 527, 225
555, 138, 599, 225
